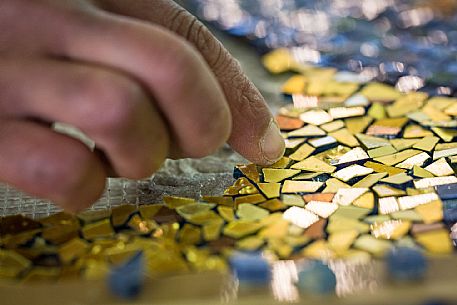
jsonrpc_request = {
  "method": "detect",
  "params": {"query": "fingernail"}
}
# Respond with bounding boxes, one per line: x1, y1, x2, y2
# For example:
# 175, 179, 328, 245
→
261, 119, 285, 164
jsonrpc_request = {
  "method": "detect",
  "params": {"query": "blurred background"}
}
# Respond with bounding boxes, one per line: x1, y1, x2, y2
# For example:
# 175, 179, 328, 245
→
186, 0, 457, 95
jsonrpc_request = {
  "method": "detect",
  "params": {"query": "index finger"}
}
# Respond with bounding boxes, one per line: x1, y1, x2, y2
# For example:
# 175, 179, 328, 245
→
95, 0, 285, 165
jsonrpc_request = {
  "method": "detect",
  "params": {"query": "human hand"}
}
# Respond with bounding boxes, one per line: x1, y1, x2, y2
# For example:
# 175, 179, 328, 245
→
0, 0, 285, 211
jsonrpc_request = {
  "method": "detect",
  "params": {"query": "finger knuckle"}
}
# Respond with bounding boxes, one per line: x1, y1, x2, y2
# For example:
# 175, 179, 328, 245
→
166, 6, 226, 71
186, 105, 231, 158
167, 6, 193, 36
76, 72, 143, 135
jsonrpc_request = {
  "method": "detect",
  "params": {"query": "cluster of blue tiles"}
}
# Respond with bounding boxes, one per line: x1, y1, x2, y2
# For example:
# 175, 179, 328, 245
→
436, 184, 457, 226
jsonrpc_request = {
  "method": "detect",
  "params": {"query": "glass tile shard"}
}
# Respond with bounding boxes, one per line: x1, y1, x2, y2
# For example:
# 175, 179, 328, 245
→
270, 156, 292, 169
344, 94, 369, 107
328, 230, 359, 255
139, 204, 164, 219
345, 116, 373, 134
414, 176, 457, 188
305, 201, 338, 218
288, 125, 326, 138
236, 204, 270, 221
366, 126, 400, 137
308, 136, 338, 149
395, 152, 430, 169
364, 215, 391, 224
236, 164, 260, 183
261, 48, 297, 74
373, 184, 406, 197
0, 215, 41, 235
412, 165, 435, 178
403, 124, 433, 138
263, 168, 301, 183
321, 120, 345, 132
127, 215, 159, 234
386, 92, 427, 118
414, 229, 453, 254
81, 219, 115, 240
303, 193, 335, 203
331, 205, 371, 220
281, 194, 305, 207
424, 158, 454, 177
234, 194, 266, 206
397, 193, 440, 210
285, 138, 305, 150
276, 115, 305, 131
328, 106, 365, 119
163, 196, 196, 209
353, 235, 393, 257
289, 143, 315, 161
380, 173, 413, 185
355, 133, 391, 150
150, 206, 183, 224
303, 218, 327, 240
390, 210, 423, 222
412, 136, 439, 151
378, 197, 400, 214
290, 156, 336, 173
327, 218, 369, 234
58, 238, 90, 264
334, 147, 369, 166
259, 217, 289, 239
202, 196, 233, 207
217, 206, 234, 222
283, 207, 319, 229
292, 172, 325, 180
0, 250, 32, 278
368, 102, 386, 120
435, 142, 457, 151
352, 192, 375, 209
257, 183, 281, 199
353, 173, 388, 188
259, 199, 287, 212
432, 127, 457, 142
332, 164, 374, 182
370, 220, 411, 240
322, 178, 350, 193
415, 200, 443, 224
390, 138, 419, 151
282, 180, 324, 193
368, 145, 397, 158
374, 149, 422, 166
111, 204, 136, 227
328, 128, 359, 147
202, 222, 223, 242
299, 110, 333, 125
179, 224, 202, 245
301, 240, 335, 260
433, 147, 457, 160
359, 82, 402, 103
223, 220, 262, 239
292, 172, 324, 180
411, 223, 446, 235
332, 188, 369, 206
236, 236, 264, 251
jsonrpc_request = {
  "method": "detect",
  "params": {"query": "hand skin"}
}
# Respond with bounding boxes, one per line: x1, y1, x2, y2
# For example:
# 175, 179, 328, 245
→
0, 0, 285, 211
